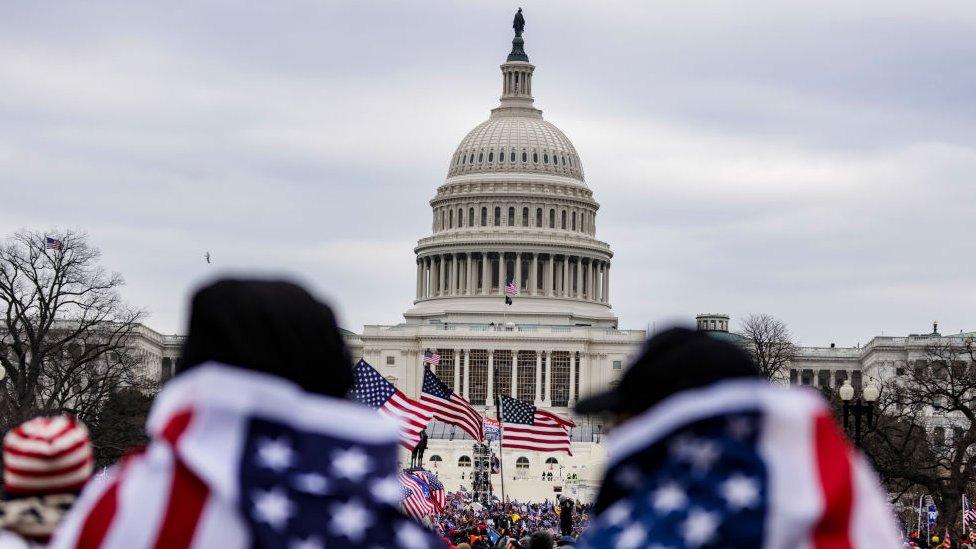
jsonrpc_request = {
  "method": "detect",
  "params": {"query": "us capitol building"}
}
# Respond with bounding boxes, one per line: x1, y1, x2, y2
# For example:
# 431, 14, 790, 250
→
133, 16, 973, 502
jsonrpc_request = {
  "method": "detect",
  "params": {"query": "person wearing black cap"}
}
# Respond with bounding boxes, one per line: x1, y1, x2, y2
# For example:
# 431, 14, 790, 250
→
575, 327, 901, 548
53, 279, 442, 548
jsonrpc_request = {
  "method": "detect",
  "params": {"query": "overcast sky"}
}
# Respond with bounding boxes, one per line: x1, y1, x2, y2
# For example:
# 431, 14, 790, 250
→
2, 1, 974, 347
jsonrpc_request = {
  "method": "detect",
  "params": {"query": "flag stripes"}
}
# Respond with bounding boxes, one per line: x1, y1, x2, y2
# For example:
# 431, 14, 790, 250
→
352, 360, 434, 450
420, 368, 483, 442
499, 396, 575, 455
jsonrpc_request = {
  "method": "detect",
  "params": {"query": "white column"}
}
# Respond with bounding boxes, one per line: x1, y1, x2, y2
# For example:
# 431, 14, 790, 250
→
438, 256, 446, 296
499, 253, 507, 292
544, 351, 553, 406
561, 257, 569, 297
569, 352, 577, 404
530, 253, 538, 296
487, 350, 495, 404
511, 350, 519, 398
547, 255, 555, 296
454, 350, 461, 391
416, 260, 422, 300
604, 263, 610, 303
514, 252, 522, 290
453, 254, 460, 295
575, 256, 582, 298
589, 260, 596, 300
481, 252, 490, 295
466, 253, 474, 295
534, 352, 543, 404
463, 350, 471, 399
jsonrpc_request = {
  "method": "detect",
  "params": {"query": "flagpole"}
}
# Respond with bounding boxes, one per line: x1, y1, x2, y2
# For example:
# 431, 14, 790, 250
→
496, 394, 507, 504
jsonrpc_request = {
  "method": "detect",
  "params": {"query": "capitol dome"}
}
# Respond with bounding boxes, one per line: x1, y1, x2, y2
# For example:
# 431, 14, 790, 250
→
448, 117, 584, 181
405, 15, 617, 327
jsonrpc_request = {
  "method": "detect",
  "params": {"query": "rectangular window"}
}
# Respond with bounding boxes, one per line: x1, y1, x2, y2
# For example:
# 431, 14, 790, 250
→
435, 349, 455, 391
468, 349, 488, 406
612, 360, 622, 370
386, 355, 395, 366
493, 350, 512, 399
517, 351, 537, 402
550, 351, 570, 407
522, 207, 529, 226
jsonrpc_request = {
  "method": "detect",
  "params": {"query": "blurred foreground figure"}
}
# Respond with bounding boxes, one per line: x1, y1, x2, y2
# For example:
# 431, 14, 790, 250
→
0, 415, 92, 548
51, 279, 440, 548
574, 328, 901, 548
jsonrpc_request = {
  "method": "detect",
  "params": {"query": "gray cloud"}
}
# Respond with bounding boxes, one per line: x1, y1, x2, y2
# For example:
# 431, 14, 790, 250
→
1, 1, 973, 346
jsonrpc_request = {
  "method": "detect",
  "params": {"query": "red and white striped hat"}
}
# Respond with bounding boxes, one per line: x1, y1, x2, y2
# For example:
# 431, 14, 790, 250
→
3, 415, 93, 496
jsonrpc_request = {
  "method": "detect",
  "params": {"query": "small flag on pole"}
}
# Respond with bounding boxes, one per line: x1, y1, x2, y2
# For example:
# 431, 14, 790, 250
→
504, 279, 518, 305
422, 349, 441, 366
45, 237, 63, 251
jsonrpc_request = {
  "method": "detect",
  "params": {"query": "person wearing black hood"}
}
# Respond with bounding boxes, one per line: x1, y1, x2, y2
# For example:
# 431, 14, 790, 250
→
575, 327, 901, 548
52, 279, 442, 548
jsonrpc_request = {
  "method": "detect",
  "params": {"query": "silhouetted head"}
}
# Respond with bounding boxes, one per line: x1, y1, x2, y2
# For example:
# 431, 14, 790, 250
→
179, 279, 353, 398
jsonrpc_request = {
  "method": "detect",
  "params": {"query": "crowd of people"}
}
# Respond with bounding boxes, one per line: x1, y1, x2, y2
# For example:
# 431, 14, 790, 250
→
906, 530, 976, 548
0, 278, 913, 547
428, 494, 590, 548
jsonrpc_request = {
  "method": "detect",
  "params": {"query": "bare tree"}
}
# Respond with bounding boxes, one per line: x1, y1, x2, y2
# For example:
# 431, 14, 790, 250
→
861, 339, 976, 532
0, 229, 151, 431
740, 314, 796, 381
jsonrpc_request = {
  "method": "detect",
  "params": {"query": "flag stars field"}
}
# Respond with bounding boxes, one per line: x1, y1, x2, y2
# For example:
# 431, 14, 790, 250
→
331, 447, 371, 481
328, 499, 373, 543
256, 437, 294, 472
251, 486, 295, 531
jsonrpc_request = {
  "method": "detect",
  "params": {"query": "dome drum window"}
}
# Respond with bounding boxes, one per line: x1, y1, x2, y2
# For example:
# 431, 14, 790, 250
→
488, 151, 494, 162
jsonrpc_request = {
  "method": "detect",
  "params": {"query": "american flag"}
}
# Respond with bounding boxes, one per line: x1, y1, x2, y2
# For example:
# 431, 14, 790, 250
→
53, 363, 442, 548
504, 280, 519, 297
965, 495, 976, 531
352, 359, 435, 450
418, 470, 446, 511
420, 368, 483, 442
45, 237, 63, 250
422, 350, 441, 366
399, 471, 437, 520
499, 395, 575, 455
579, 380, 901, 548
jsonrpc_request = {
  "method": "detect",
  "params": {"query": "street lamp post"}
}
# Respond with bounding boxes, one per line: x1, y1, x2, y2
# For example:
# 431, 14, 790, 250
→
839, 379, 879, 447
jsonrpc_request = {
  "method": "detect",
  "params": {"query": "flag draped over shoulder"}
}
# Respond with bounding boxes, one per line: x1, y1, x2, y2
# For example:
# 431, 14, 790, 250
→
50, 363, 442, 549
499, 395, 575, 455
352, 360, 434, 450
577, 380, 901, 549
420, 368, 484, 442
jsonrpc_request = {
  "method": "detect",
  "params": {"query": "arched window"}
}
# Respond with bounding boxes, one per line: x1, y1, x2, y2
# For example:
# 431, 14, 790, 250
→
543, 153, 549, 164
429, 455, 443, 467
522, 207, 529, 226
508, 207, 515, 226
481, 207, 487, 226
549, 209, 555, 228
494, 207, 501, 226
561, 210, 567, 229
469, 207, 475, 227
510, 150, 516, 162
516, 457, 529, 469
449, 209, 454, 228
478, 151, 484, 162
561, 155, 566, 166
458, 456, 472, 467
536, 208, 542, 227
522, 151, 527, 162
488, 151, 494, 162
461, 154, 466, 165
458, 208, 463, 227
441, 211, 446, 230
470, 153, 475, 164
532, 152, 538, 163
545, 457, 559, 465
571, 211, 576, 231
581, 212, 586, 232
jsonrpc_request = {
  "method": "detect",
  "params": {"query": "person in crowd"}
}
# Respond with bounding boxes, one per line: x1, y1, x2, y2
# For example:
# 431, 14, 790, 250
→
573, 327, 902, 548
0, 415, 93, 548
49, 279, 442, 548
558, 496, 574, 537
528, 531, 553, 549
